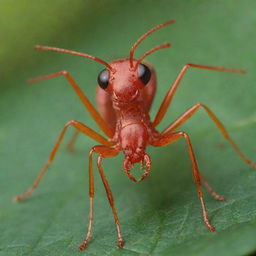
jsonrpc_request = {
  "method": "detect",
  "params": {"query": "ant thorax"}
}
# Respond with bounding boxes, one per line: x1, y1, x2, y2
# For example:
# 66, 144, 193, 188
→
112, 93, 153, 162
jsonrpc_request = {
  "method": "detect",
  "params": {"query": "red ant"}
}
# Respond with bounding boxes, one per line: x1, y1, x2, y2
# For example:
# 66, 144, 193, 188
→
14, 20, 256, 250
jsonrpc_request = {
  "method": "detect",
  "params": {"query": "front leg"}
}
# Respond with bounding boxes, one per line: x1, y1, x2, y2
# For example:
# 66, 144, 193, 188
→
152, 131, 219, 231
14, 120, 114, 202
28, 70, 114, 138
153, 63, 245, 127
162, 103, 256, 169
79, 145, 123, 250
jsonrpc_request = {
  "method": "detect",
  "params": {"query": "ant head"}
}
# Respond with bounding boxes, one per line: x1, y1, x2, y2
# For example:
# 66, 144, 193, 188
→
97, 59, 154, 102
97, 20, 175, 102
34, 20, 175, 103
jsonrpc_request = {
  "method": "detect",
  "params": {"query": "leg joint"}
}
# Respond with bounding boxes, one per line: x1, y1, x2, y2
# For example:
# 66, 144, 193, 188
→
65, 120, 77, 128
179, 131, 189, 140
195, 102, 204, 107
184, 63, 198, 70
60, 70, 69, 76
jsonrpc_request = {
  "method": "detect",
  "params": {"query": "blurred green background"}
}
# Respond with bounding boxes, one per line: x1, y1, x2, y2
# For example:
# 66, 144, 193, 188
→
1, 1, 256, 256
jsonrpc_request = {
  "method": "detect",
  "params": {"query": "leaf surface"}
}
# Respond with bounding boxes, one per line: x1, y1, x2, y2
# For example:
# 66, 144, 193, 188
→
1, 1, 256, 256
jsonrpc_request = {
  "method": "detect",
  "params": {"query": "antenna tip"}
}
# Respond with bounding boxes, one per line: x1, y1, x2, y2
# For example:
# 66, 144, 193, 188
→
164, 42, 171, 47
34, 45, 48, 51
165, 19, 176, 25
27, 78, 35, 84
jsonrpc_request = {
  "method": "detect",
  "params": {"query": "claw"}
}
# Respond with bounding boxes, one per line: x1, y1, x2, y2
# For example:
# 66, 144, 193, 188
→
118, 239, 125, 248
208, 225, 216, 232
13, 196, 21, 202
79, 242, 87, 251
13, 193, 28, 202
123, 154, 151, 182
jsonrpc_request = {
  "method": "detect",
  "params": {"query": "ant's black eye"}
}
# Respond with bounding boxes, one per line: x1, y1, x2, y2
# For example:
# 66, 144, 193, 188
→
138, 63, 151, 85
98, 69, 109, 89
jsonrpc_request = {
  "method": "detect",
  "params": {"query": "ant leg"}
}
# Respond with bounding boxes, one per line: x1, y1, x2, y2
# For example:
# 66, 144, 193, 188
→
28, 71, 114, 138
97, 155, 124, 248
153, 63, 245, 127
66, 130, 79, 152
200, 175, 225, 201
152, 132, 216, 231
162, 103, 256, 169
79, 148, 95, 250
79, 146, 123, 250
14, 121, 114, 202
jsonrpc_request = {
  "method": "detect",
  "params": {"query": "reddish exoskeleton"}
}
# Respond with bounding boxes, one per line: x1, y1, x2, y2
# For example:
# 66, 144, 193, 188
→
15, 20, 256, 250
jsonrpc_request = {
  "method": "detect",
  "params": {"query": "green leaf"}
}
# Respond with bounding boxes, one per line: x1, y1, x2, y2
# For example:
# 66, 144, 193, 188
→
1, 1, 256, 256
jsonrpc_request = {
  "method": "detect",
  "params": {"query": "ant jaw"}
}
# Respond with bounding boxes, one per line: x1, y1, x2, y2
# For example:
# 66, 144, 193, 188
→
123, 154, 151, 182
112, 89, 139, 104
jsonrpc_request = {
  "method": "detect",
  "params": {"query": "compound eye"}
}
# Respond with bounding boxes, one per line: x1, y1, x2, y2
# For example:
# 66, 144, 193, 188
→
98, 69, 109, 89
138, 63, 151, 85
